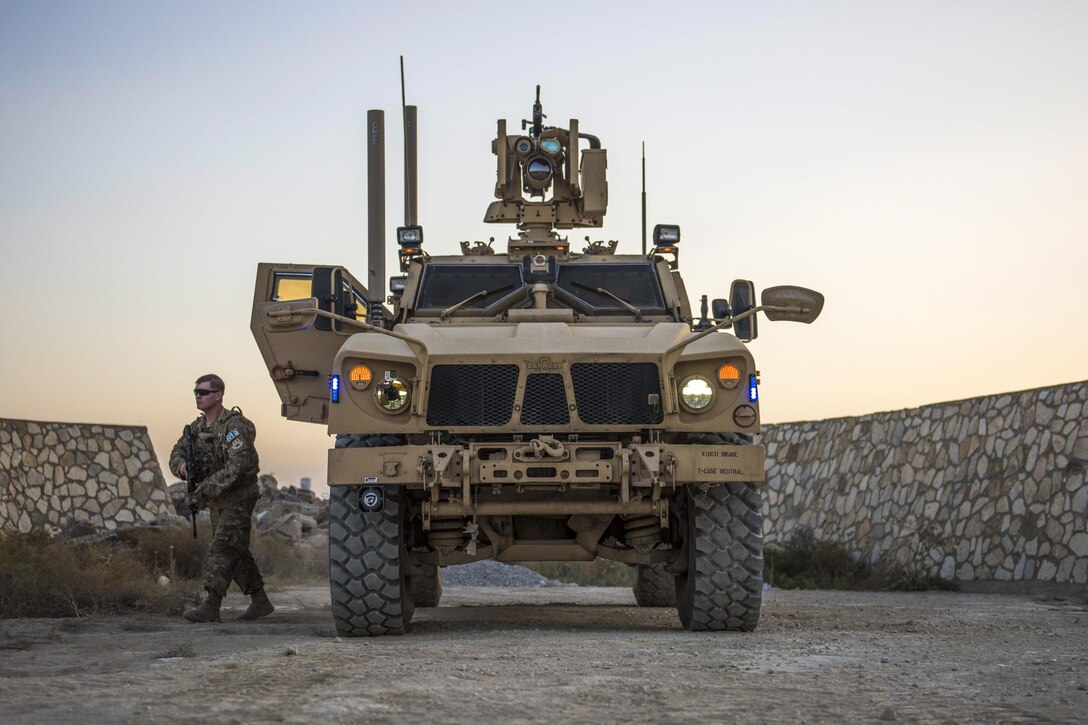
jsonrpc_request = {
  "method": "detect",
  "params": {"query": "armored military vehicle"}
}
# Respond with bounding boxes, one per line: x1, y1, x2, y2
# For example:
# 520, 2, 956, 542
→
250, 89, 823, 635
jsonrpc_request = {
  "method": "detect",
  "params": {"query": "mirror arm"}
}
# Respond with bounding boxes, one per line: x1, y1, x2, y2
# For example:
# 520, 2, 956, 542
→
663, 302, 812, 357
310, 308, 430, 366
665, 306, 763, 357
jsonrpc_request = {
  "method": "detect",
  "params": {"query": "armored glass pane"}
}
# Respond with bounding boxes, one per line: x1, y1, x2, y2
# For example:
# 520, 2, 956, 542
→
272, 273, 312, 302
416, 265, 524, 309
556, 263, 665, 310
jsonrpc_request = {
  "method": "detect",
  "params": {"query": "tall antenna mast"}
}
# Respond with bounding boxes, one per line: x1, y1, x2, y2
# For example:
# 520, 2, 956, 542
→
641, 141, 647, 255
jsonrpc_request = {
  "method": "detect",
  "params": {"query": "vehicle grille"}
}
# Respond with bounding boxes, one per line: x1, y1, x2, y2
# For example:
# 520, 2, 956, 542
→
571, 362, 663, 425
520, 374, 570, 425
427, 364, 518, 427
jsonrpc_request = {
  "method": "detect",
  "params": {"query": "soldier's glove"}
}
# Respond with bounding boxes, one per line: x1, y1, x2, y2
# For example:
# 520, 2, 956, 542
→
197, 482, 225, 503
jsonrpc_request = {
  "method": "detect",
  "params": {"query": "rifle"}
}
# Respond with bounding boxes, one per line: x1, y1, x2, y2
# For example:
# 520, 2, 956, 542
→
183, 425, 199, 540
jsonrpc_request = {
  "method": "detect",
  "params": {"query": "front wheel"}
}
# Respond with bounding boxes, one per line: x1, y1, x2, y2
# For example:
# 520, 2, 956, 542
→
676, 483, 764, 631
328, 485, 413, 636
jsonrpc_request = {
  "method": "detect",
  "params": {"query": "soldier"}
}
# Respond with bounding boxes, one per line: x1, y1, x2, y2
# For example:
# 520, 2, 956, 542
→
169, 374, 274, 623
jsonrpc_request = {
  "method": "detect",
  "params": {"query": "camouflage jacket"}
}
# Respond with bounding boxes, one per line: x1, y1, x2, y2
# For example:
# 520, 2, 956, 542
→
169, 407, 259, 504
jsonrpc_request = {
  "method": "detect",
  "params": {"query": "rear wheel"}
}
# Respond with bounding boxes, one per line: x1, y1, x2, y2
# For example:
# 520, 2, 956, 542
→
676, 482, 764, 631
409, 562, 442, 608
633, 563, 677, 607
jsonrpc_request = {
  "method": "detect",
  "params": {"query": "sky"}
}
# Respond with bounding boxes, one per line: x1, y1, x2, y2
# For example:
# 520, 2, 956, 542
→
2, 0, 1086, 494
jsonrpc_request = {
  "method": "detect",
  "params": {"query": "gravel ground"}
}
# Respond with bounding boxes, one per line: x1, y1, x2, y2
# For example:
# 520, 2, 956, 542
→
441, 561, 558, 587
1, 585, 1086, 723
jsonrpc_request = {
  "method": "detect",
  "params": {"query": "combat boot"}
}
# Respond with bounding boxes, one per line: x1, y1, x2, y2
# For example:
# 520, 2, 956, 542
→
183, 590, 223, 623
236, 588, 275, 621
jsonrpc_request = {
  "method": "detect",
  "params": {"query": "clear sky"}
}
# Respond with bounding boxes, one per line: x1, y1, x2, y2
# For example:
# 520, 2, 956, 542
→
2, 1, 1086, 494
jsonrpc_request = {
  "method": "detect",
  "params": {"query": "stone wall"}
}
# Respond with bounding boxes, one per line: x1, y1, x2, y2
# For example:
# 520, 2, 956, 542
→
761, 381, 1088, 585
0, 419, 171, 534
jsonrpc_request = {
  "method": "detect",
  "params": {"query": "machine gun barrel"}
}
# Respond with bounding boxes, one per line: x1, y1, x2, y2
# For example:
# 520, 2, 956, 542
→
531, 84, 542, 138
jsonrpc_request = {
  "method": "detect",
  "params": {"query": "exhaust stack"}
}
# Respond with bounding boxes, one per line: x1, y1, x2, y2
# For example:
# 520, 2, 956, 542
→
367, 109, 386, 327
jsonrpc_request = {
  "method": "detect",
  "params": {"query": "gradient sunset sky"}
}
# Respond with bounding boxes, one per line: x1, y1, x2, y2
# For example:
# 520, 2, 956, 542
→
2, 1, 1085, 493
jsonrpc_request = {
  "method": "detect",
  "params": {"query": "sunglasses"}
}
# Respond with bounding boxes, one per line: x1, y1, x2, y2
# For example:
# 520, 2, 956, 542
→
194, 388, 221, 397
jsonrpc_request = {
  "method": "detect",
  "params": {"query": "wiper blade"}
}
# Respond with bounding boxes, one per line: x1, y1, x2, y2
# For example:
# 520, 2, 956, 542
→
440, 284, 516, 319
571, 281, 643, 321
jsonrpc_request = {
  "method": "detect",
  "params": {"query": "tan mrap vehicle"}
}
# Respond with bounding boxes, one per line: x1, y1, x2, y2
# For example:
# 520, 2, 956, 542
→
250, 89, 823, 636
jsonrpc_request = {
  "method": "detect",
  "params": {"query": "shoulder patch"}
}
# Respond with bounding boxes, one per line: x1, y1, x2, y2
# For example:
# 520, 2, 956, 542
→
231, 438, 244, 450
225, 428, 241, 443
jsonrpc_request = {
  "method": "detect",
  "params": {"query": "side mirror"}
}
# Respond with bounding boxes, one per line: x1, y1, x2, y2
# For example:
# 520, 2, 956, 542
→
761, 285, 825, 324
711, 298, 732, 326
729, 280, 757, 342
312, 267, 346, 331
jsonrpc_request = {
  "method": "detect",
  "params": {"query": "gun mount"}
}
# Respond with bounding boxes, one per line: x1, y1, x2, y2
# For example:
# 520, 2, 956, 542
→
484, 86, 608, 250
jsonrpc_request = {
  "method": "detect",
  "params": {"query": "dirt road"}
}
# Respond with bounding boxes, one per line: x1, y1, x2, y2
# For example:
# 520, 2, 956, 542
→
2, 586, 1086, 723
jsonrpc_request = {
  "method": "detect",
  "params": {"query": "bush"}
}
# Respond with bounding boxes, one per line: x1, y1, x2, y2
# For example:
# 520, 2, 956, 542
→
765, 527, 872, 590
118, 524, 211, 581
0, 532, 199, 619
523, 559, 635, 587
765, 527, 958, 591
252, 535, 327, 583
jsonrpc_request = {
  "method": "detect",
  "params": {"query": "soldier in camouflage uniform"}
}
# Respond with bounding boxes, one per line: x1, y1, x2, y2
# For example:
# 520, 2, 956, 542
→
169, 374, 274, 623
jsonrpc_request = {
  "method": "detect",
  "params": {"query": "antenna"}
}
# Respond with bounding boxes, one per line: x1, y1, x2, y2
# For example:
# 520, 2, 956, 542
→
641, 142, 647, 255
400, 56, 418, 226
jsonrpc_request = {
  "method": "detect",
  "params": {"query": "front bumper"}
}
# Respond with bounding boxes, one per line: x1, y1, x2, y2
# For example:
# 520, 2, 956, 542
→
328, 441, 765, 489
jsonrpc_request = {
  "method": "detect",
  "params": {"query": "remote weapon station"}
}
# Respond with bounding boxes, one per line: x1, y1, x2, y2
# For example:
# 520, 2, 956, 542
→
251, 84, 823, 635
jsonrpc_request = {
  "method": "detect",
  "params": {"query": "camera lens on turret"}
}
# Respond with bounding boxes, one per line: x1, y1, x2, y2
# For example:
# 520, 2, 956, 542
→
526, 158, 552, 182
515, 137, 533, 156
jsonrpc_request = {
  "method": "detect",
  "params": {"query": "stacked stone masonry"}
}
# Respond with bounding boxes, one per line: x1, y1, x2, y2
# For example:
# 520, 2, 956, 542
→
0, 419, 171, 534
760, 381, 1088, 585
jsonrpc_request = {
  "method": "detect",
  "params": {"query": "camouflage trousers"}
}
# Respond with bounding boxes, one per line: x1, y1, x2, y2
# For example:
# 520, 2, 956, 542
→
204, 495, 264, 597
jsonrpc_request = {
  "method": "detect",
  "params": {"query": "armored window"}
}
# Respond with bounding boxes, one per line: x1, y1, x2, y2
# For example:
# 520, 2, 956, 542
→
271, 271, 367, 321
555, 263, 665, 312
416, 264, 524, 310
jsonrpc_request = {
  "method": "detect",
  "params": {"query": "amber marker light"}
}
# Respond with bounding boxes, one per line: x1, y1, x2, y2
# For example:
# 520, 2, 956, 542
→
718, 363, 741, 389
349, 364, 373, 390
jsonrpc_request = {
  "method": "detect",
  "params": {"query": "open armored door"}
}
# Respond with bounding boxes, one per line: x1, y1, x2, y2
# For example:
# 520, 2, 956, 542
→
250, 262, 380, 424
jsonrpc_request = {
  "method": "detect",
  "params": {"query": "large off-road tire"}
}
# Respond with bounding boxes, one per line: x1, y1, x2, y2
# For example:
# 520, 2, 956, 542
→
328, 484, 413, 636
409, 562, 442, 608
676, 482, 764, 631
633, 563, 677, 607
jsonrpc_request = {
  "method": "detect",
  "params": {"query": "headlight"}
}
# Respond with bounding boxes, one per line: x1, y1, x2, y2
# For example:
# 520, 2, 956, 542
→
374, 377, 410, 413
680, 375, 714, 412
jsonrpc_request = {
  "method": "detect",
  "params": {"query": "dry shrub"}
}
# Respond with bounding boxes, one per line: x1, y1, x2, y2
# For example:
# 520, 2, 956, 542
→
118, 524, 211, 580
0, 533, 199, 619
252, 534, 328, 583
523, 559, 635, 587
765, 526, 957, 591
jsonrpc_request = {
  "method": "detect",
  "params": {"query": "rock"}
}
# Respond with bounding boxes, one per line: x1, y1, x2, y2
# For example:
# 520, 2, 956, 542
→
879, 707, 898, 721
1069, 533, 1088, 558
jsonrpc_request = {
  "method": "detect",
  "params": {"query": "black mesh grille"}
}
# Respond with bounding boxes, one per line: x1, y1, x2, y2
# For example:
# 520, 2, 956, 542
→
427, 364, 518, 427
520, 374, 570, 425
571, 362, 663, 425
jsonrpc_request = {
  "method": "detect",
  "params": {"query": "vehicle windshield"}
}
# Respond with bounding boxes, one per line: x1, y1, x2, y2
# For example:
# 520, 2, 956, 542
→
416, 265, 523, 310
414, 260, 666, 316
556, 263, 665, 311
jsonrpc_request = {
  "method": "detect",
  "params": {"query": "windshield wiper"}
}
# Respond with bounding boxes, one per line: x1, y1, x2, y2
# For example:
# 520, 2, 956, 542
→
440, 284, 516, 319
571, 281, 643, 321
